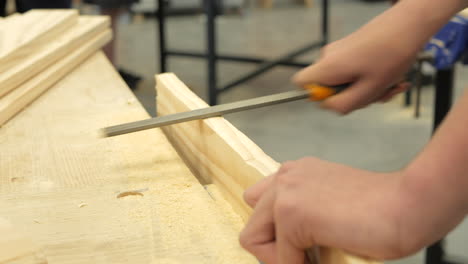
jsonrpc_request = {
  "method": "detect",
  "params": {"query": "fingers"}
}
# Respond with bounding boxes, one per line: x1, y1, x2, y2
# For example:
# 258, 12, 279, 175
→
379, 82, 410, 103
277, 220, 305, 264
244, 162, 296, 208
240, 187, 278, 264
293, 61, 380, 114
321, 79, 381, 114
244, 174, 275, 208
274, 177, 307, 264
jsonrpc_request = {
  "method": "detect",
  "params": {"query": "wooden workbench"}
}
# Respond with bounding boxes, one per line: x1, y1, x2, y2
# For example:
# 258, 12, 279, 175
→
0, 51, 378, 264
0, 52, 257, 263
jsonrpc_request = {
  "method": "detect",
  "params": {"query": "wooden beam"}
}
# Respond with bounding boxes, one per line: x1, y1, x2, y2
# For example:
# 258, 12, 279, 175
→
0, 10, 78, 73
0, 16, 108, 98
0, 29, 112, 126
156, 73, 381, 264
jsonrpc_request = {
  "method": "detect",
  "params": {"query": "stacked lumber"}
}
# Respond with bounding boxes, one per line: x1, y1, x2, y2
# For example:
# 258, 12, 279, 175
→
0, 9, 111, 126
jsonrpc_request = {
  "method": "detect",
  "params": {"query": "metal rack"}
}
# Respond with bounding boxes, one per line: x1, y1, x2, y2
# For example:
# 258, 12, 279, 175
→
157, 0, 328, 105
426, 67, 457, 264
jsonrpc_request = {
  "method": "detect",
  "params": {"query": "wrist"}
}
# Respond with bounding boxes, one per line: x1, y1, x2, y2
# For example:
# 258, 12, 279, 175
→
395, 165, 467, 252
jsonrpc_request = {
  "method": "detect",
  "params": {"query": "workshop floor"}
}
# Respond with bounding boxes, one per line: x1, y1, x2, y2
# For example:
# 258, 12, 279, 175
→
115, 1, 467, 263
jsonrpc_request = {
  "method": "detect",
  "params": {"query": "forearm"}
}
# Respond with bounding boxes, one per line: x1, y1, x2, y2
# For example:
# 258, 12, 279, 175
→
357, 0, 467, 57
400, 88, 468, 252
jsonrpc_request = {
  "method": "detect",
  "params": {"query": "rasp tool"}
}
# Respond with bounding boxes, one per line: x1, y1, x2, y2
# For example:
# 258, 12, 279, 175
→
103, 84, 348, 137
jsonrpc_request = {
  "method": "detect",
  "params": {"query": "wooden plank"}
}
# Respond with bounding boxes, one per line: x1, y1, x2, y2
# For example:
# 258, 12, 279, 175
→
156, 73, 381, 264
0, 10, 78, 73
0, 29, 112, 126
0, 53, 257, 263
0, 16, 109, 98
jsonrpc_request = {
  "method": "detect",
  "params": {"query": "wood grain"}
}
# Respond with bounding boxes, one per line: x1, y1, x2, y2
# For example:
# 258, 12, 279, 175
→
0, 218, 46, 264
0, 10, 78, 73
0, 16, 109, 98
0, 53, 257, 264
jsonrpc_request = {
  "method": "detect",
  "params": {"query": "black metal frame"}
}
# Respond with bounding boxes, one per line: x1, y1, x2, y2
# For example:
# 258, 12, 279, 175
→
157, 0, 328, 105
426, 67, 456, 264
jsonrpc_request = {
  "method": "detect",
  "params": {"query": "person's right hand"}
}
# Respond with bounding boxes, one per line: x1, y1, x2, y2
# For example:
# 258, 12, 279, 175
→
292, 1, 435, 114
293, 35, 412, 114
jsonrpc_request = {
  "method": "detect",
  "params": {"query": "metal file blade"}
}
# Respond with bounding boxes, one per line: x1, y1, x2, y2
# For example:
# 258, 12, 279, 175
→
103, 89, 311, 137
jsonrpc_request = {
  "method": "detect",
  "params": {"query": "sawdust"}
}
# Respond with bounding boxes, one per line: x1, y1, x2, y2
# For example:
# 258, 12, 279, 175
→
116, 191, 144, 199
147, 177, 257, 263
78, 203, 88, 208
10, 177, 25, 182
127, 98, 137, 105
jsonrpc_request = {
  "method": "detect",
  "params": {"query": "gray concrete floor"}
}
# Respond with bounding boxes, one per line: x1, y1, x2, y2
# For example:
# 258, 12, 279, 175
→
115, 1, 467, 263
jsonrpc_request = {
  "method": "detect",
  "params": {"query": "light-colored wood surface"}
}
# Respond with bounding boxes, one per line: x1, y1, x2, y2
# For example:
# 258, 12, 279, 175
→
0, 10, 78, 73
156, 73, 280, 221
156, 73, 382, 264
0, 16, 109, 98
0, 53, 256, 263
0, 218, 46, 264
0, 30, 111, 126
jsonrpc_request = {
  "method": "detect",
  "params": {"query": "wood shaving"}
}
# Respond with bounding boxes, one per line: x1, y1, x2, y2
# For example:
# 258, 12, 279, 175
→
127, 98, 137, 105
10, 177, 25, 182
78, 203, 88, 208
116, 191, 144, 199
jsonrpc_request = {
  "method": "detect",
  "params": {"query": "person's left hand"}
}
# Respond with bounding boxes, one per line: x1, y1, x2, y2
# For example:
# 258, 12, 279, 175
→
240, 157, 413, 264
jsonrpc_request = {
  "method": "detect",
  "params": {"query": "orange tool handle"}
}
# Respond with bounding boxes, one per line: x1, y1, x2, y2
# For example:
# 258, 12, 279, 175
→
304, 84, 349, 101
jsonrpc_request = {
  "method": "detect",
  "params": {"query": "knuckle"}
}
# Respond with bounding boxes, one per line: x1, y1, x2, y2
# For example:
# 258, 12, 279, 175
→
239, 231, 253, 251
278, 161, 295, 173
274, 196, 299, 217
275, 170, 296, 186
243, 188, 257, 207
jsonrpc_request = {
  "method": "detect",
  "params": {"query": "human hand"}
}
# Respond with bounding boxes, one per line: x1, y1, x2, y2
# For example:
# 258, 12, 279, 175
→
240, 157, 418, 264
291, 0, 453, 114
293, 27, 413, 114
294, 0, 468, 114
